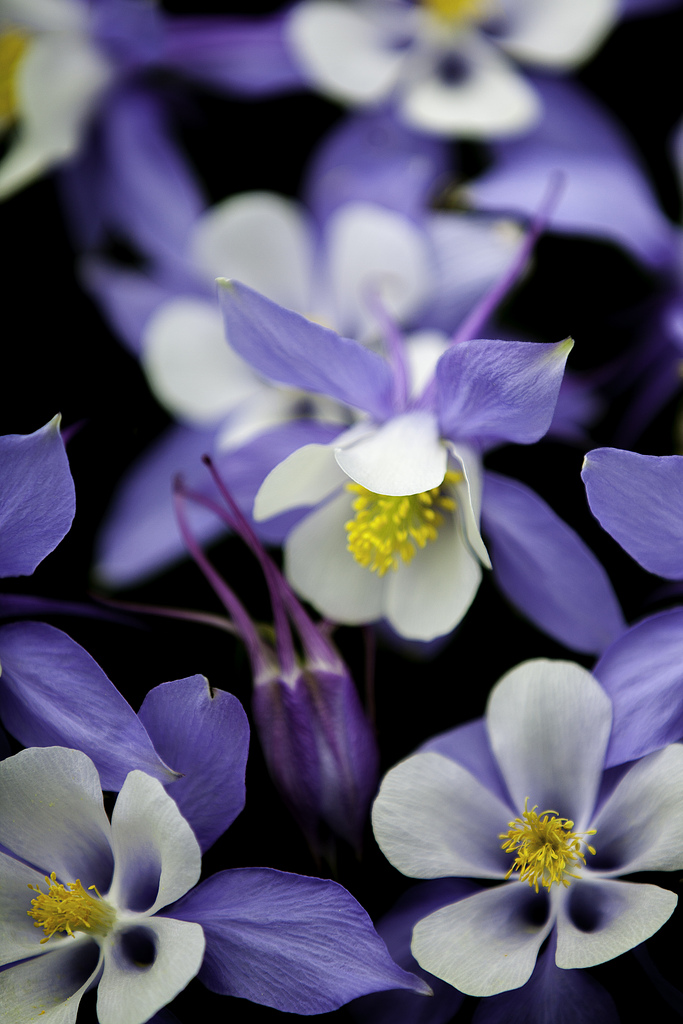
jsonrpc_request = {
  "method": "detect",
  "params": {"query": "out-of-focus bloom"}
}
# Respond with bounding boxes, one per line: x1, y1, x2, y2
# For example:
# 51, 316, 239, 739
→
0, 746, 427, 1022
174, 460, 379, 860
284, 0, 619, 137
220, 280, 623, 650
372, 658, 683, 996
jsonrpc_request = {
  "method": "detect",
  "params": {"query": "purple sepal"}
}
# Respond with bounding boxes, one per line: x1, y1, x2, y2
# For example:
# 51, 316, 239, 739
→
594, 608, 683, 766
0, 418, 75, 579
621, 0, 682, 14
217, 280, 395, 421
161, 11, 304, 95
351, 879, 477, 1024
472, 932, 619, 1024
548, 372, 603, 444
138, 676, 250, 852
90, 0, 164, 68
436, 339, 570, 448
482, 472, 625, 654
420, 718, 511, 808
303, 108, 450, 225
166, 866, 431, 1013
582, 447, 683, 578
252, 668, 379, 854
469, 77, 677, 272
0, 621, 177, 791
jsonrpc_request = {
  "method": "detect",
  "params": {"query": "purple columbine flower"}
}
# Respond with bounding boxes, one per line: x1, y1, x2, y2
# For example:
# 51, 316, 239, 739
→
217, 277, 624, 651
0, 745, 428, 1022
173, 457, 379, 860
371, 658, 683, 996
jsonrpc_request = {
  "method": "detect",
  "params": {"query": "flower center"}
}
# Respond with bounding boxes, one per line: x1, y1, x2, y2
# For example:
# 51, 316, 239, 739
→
344, 470, 461, 577
500, 799, 597, 893
0, 29, 29, 124
422, 0, 490, 26
28, 871, 117, 943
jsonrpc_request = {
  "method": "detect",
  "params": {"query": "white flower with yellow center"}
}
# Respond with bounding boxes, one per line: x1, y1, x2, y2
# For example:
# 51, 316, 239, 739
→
286, 0, 619, 137
372, 659, 683, 996
0, 0, 113, 198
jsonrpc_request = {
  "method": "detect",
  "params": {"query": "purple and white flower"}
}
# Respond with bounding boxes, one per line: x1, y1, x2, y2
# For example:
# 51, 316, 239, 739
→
0, 745, 428, 1022
372, 658, 683, 996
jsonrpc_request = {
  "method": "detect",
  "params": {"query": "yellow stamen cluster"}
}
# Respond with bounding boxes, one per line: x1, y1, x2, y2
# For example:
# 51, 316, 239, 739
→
345, 469, 461, 576
422, 0, 490, 26
500, 799, 597, 893
0, 29, 29, 125
27, 872, 116, 943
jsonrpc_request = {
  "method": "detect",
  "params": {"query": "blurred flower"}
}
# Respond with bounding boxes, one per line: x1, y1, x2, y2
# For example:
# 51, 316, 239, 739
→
220, 280, 623, 650
0, 745, 427, 1022
372, 658, 683, 996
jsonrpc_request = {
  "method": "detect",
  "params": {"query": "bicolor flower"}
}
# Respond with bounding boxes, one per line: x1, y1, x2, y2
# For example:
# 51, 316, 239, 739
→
174, 459, 379, 860
0, 745, 428, 1022
372, 658, 683, 996
88, 184, 523, 588
220, 280, 624, 650
284, 0, 619, 138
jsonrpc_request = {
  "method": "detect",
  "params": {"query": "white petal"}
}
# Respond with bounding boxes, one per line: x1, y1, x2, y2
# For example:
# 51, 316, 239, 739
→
448, 442, 491, 568
191, 192, 314, 311
485, 660, 612, 828
500, 0, 619, 68
589, 744, 683, 875
285, 490, 385, 624
555, 878, 677, 969
411, 883, 553, 996
253, 442, 348, 520
286, 0, 403, 104
0, 940, 101, 1024
107, 772, 201, 916
384, 514, 482, 640
2, 0, 86, 33
0, 33, 111, 198
0, 747, 113, 890
97, 917, 205, 1024
372, 751, 512, 879
400, 32, 539, 138
324, 202, 431, 338
141, 299, 261, 426
335, 410, 447, 495
404, 329, 450, 399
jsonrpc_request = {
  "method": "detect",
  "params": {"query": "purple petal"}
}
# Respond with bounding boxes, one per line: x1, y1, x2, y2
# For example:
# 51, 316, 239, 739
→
303, 107, 450, 225
217, 280, 394, 420
0, 417, 75, 578
472, 932, 619, 1024
0, 621, 176, 791
167, 867, 429, 1013
594, 608, 683, 766
420, 717, 511, 808
161, 11, 304, 95
482, 472, 625, 654
436, 338, 571, 448
582, 447, 683, 578
137, 676, 249, 852
352, 880, 477, 1024
469, 77, 677, 271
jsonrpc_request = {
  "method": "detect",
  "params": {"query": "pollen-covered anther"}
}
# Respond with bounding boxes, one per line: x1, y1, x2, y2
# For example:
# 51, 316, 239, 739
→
28, 871, 117, 943
344, 470, 461, 576
422, 0, 490, 26
499, 798, 597, 893
0, 29, 29, 124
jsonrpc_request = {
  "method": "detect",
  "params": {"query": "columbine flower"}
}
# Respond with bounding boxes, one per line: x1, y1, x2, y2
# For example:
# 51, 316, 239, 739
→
372, 658, 683, 996
285, 0, 619, 138
219, 280, 623, 650
0, 745, 428, 1022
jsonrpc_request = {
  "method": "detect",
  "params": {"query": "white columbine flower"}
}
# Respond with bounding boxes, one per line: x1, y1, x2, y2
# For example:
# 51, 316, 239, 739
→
372, 659, 683, 996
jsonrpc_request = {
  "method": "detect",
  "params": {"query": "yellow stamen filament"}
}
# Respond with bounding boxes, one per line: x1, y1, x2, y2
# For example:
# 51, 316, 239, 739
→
345, 469, 461, 577
28, 872, 116, 943
0, 29, 29, 125
422, 0, 491, 25
500, 799, 597, 893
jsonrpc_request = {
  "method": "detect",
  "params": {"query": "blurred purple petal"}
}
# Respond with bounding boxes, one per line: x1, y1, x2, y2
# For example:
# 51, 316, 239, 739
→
138, 676, 250, 852
482, 472, 625, 654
